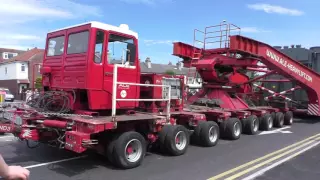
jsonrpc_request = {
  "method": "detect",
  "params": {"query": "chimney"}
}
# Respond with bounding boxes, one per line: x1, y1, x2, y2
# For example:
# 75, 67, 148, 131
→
145, 57, 151, 68
176, 61, 183, 70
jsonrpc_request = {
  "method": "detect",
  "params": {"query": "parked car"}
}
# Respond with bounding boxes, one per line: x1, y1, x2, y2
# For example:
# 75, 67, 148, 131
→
0, 88, 14, 102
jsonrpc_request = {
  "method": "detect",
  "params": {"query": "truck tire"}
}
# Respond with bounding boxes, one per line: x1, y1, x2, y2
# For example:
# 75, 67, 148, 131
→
271, 112, 276, 122
274, 112, 284, 128
220, 118, 242, 140
192, 121, 219, 147
112, 131, 146, 169
284, 111, 293, 125
242, 115, 259, 135
259, 113, 273, 131
160, 125, 189, 156
106, 136, 117, 164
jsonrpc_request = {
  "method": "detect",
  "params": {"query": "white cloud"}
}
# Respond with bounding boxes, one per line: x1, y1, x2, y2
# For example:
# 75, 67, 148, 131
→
241, 27, 271, 33
120, 0, 172, 5
0, 34, 42, 41
247, 4, 304, 16
0, 0, 102, 51
0, 0, 102, 26
143, 39, 177, 46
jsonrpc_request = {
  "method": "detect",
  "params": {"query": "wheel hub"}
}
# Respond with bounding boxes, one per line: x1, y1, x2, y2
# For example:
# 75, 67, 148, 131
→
233, 122, 241, 136
252, 119, 258, 132
209, 126, 217, 142
125, 139, 142, 163
175, 131, 187, 150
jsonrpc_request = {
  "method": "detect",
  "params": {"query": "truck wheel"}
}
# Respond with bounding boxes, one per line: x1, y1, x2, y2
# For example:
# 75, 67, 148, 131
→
274, 112, 284, 128
271, 112, 276, 121
160, 125, 189, 156
221, 118, 242, 140
259, 113, 273, 131
284, 111, 293, 125
243, 115, 259, 135
112, 131, 146, 169
193, 121, 219, 147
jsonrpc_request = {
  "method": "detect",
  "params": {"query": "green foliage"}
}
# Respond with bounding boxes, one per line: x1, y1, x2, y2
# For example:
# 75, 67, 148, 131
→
165, 70, 175, 75
35, 77, 42, 89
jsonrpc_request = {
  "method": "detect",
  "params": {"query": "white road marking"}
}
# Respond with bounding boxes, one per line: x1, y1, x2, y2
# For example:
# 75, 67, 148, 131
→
0, 134, 13, 139
241, 140, 320, 180
259, 126, 292, 135
23, 155, 88, 169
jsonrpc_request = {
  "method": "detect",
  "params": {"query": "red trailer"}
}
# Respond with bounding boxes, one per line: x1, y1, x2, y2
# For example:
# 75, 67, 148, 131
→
0, 21, 305, 169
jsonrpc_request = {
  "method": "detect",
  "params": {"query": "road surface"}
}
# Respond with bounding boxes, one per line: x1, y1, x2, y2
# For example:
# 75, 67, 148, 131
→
1, 117, 320, 180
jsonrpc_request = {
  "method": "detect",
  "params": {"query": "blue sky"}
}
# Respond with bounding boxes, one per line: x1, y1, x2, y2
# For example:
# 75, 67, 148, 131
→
0, 0, 318, 64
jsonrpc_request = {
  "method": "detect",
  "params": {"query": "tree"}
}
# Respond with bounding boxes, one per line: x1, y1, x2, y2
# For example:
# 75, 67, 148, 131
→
165, 70, 175, 75
35, 77, 42, 89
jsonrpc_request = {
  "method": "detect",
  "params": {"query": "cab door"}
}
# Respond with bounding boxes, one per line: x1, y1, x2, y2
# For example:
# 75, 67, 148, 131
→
103, 32, 140, 109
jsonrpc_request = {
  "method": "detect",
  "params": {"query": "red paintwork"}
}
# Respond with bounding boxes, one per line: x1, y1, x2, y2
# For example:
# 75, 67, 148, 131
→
0, 124, 14, 133
43, 25, 141, 111
139, 74, 184, 113
43, 120, 68, 128
229, 35, 320, 107
65, 131, 90, 153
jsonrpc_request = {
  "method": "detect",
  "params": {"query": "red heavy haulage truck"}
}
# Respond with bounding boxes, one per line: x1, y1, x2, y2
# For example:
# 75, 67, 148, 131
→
2, 21, 319, 169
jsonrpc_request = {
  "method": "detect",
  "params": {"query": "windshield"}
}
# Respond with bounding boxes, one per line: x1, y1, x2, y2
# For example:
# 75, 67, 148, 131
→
4, 90, 10, 94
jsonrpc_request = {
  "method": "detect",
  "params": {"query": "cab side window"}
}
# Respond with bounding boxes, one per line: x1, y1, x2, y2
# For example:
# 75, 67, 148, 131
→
94, 30, 104, 64
107, 34, 136, 66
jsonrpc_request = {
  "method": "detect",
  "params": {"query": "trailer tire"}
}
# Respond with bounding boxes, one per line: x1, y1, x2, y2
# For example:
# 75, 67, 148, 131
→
274, 112, 284, 128
284, 111, 293, 125
243, 115, 259, 135
161, 125, 189, 156
112, 131, 146, 169
220, 118, 242, 140
106, 135, 118, 164
193, 121, 219, 147
259, 113, 273, 131
271, 112, 276, 122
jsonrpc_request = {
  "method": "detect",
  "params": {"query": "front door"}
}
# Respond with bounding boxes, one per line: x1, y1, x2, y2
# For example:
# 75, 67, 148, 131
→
103, 33, 140, 110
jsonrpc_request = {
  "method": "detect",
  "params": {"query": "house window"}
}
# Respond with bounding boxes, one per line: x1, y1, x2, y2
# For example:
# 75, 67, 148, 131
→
2, 52, 18, 59
21, 64, 25, 72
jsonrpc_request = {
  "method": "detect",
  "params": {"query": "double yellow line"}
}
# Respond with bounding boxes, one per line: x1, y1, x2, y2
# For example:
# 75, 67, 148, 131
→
208, 133, 320, 180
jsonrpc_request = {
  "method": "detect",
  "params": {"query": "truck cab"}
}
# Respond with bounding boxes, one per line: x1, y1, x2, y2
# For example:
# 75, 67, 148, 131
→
41, 21, 140, 111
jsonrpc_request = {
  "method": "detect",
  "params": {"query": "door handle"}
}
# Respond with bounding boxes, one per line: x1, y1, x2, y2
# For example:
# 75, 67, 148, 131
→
105, 72, 113, 76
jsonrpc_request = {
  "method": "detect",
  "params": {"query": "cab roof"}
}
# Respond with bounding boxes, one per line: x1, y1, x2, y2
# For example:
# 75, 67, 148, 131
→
48, 21, 138, 39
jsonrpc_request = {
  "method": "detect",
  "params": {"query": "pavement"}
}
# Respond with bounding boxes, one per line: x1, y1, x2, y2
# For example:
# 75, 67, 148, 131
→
0, 117, 320, 180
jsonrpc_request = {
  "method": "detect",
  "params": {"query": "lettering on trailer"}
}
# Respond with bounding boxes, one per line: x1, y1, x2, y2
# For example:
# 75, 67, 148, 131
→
266, 49, 313, 82
0, 125, 11, 132
118, 84, 130, 89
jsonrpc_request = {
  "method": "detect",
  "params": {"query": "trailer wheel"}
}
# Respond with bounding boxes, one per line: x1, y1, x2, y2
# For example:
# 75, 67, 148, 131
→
274, 112, 284, 128
243, 115, 259, 135
112, 131, 146, 169
259, 113, 273, 131
192, 121, 219, 147
284, 111, 293, 125
160, 125, 189, 156
271, 112, 276, 122
220, 118, 242, 140
106, 136, 117, 164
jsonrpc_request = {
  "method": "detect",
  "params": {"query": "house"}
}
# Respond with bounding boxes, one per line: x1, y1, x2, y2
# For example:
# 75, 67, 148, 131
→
0, 48, 44, 100
0, 48, 26, 63
140, 57, 202, 89
110, 57, 203, 89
